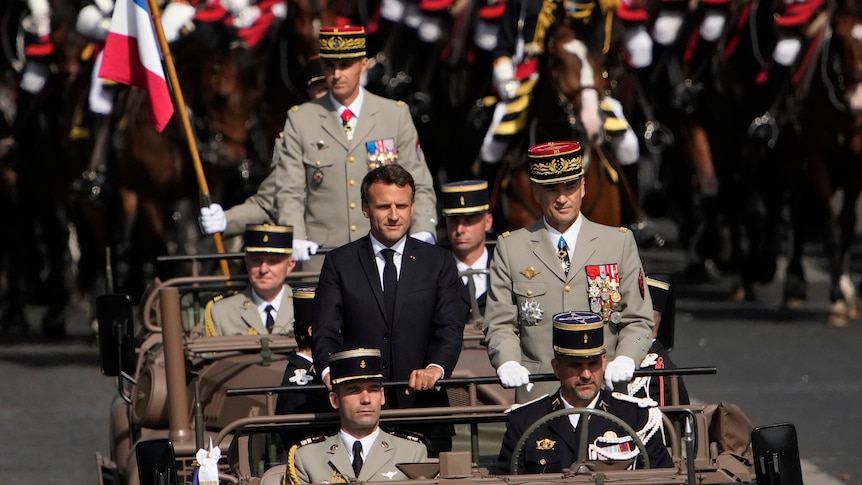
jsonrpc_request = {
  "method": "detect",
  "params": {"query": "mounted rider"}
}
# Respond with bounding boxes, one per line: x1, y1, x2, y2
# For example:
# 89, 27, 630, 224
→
477, 0, 641, 199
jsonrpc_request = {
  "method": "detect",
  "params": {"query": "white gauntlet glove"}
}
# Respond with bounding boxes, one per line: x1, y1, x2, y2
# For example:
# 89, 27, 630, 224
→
292, 239, 319, 262
492, 57, 519, 102
161, 2, 196, 43
76, 4, 111, 41
199, 203, 227, 234
497, 360, 532, 388
604, 356, 636, 389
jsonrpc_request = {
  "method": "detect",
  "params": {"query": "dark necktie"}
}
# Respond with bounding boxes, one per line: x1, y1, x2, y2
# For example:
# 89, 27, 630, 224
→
341, 109, 354, 138
264, 304, 275, 333
381, 249, 397, 323
557, 236, 570, 276
352, 440, 363, 477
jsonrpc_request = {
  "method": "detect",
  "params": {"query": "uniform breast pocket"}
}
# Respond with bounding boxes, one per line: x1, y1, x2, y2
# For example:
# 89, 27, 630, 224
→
513, 281, 548, 326
302, 159, 334, 189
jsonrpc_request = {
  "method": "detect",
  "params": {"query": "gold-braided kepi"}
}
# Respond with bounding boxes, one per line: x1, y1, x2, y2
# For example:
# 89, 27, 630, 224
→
441, 180, 490, 216
329, 348, 384, 385
319, 26, 366, 59
244, 224, 293, 255
527, 141, 584, 185
552, 311, 606, 357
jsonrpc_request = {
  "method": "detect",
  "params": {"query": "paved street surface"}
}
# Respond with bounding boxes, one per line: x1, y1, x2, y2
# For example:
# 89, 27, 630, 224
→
0, 239, 859, 484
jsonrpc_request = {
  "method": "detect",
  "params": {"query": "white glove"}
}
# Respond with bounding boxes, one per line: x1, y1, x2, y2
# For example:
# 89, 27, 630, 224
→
604, 356, 636, 389
497, 360, 531, 388
624, 25, 653, 69
410, 231, 436, 244
161, 2, 196, 43
76, 4, 111, 41
221, 0, 249, 15
492, 58, 519, 101
199, 203, 227, 234
700, 10, 727, 42
773, 38, 802, 67
232, 5, 261, 29
292, 239, 319, 262
652, 11, 684, 46
19, 61, 49, 94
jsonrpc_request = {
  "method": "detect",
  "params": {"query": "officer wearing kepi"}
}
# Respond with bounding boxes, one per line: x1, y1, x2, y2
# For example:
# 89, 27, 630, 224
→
484, 141, 654, 402
287, 348, 428, 484
205, 224, 297, 336
199, 26, 438, 268
494, 312, 672, 473
441, 180, 495, 328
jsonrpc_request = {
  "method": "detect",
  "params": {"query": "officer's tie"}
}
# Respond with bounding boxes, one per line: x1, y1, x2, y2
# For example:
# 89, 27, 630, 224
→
381, 249, 398, 323
264, 304, 275, 333
341, 109, 355, 140
557, 236, 570, 276
352, 440, 363, 477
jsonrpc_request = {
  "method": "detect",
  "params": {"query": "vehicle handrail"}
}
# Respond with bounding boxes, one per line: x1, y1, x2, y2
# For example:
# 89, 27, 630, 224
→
225, 367, 717, 396
212, 404, 513, 448
140, 271, 320, 333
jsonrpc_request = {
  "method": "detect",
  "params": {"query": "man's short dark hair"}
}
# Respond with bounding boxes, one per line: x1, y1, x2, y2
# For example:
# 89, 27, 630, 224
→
293, 320, 312, 349
360, 165, 416, 204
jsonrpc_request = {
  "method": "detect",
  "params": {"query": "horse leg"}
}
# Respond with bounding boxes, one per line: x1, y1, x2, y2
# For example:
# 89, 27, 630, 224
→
37, 206, 69, 339
831, 149, 862, 326
783, 170, 808, 308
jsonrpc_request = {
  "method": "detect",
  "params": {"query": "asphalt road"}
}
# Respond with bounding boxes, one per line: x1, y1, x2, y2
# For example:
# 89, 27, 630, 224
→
0, 240, 858, 485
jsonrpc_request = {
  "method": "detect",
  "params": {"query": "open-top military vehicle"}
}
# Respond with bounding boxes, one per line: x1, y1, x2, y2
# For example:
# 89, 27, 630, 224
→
95, 255, 802, 485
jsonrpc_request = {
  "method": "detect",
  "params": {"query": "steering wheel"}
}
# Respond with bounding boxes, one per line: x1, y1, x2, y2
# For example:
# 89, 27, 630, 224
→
510, 407, 651, 475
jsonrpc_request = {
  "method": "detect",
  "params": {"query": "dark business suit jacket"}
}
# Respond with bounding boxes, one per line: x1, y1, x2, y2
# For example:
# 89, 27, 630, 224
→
495, 389, 673, 474
312, 235, 470, 408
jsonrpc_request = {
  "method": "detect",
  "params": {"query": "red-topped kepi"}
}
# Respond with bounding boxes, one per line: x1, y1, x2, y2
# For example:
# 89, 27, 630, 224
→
318, 25, 366, 59
527, 141, 585, 185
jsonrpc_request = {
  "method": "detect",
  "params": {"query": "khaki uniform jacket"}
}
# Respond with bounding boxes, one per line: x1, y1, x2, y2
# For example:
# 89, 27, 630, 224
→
484, 217, 654, 402
223, 90, 438, 242
289, 431, 428, 484
210, 285, 294, 336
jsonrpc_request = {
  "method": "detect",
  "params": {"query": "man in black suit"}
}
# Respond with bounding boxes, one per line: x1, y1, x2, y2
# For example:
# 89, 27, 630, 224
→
312, 164, 470, 455
495, 311, 673, 474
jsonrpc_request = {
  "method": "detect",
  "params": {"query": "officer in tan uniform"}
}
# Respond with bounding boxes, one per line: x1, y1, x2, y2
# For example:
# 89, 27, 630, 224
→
484, 141, 654, 402
206, 225, 296, 336
199, 26, 437, 267
287, 348, 428, 484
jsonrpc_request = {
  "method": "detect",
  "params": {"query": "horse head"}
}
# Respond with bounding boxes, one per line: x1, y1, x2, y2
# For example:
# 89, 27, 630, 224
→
544, 18, 605, 147
173, 21, 263, 169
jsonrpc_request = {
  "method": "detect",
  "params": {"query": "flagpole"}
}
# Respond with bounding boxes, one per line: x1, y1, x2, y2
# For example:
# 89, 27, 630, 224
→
143, 0, 231, 278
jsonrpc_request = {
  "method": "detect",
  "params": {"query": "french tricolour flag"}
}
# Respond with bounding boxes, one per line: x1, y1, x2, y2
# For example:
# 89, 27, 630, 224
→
98, 0, 174, 131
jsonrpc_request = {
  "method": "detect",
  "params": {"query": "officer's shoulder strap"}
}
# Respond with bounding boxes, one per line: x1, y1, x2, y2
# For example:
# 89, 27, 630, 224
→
286, 435, 328, 485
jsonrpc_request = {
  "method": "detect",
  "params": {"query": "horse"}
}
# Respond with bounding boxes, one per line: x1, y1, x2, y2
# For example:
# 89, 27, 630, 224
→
492, 16, 626, 233
698, 0, 832, 300
606, 1, 732, 278
1, 0, 92, 338
110, 20, 270, 299
781, 0, 862, 326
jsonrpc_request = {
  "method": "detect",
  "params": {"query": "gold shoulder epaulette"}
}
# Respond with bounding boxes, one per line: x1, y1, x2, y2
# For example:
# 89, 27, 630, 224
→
204, 298, 219, 337
397, 100, 407, 106
290, 105, 300, 112
619, 227, 628, 232
502, 231, 511, 237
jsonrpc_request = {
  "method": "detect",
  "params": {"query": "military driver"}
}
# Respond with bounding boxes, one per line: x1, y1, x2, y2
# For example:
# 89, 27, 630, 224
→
494, 311, 672, 473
